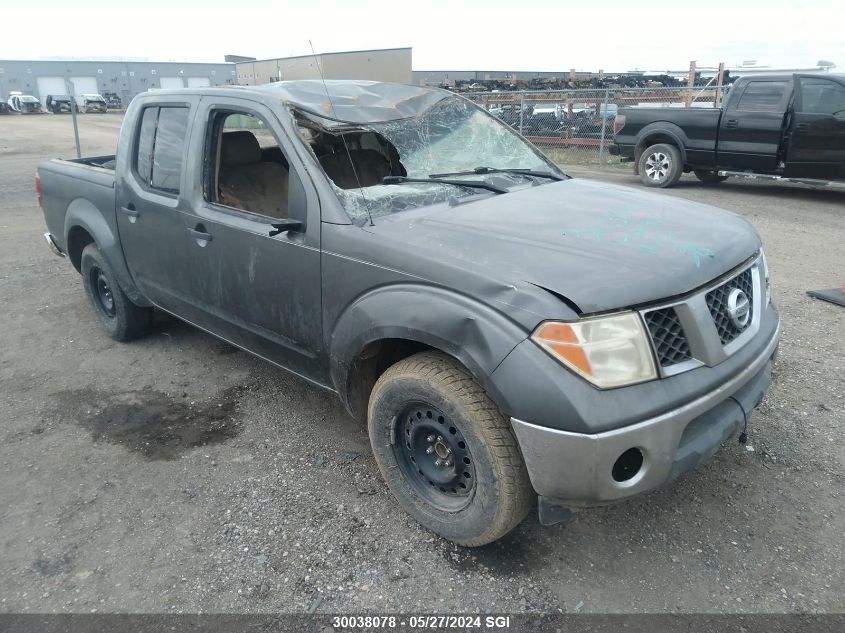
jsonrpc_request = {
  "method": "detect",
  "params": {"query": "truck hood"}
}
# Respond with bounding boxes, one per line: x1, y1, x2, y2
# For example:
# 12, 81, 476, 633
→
369, 178, 761, 314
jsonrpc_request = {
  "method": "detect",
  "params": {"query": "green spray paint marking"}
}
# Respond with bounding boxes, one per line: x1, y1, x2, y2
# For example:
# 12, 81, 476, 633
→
564, 210, 715, 267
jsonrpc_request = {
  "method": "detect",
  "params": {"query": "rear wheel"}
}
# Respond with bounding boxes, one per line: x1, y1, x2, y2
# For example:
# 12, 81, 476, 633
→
638, 143, 683, 188
694, 169, 729, 184
80, 243, 152, 341
367, 351, 532, 546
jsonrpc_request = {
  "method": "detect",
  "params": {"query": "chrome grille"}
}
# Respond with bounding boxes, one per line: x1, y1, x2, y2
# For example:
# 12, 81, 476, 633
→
705, 268, 754, 345
639, 256, 762, 378
644, 307, 692, 367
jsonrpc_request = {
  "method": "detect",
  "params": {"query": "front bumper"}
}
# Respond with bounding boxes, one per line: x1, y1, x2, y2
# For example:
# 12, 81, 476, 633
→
511, 321, 779, 507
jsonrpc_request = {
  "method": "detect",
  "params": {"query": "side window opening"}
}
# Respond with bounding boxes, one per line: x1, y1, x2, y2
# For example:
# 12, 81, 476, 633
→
736, 81, 789, 112
296, 117, 406, 191
205, 111, 292, 220
134, 105, 189, 195
799, 78, 845, 116
136, 107, 157, 185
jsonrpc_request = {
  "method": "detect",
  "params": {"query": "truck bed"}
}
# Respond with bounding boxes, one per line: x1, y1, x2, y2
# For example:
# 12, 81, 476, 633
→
614, 107, 722, 167
67, 155, 117, 170
38, 157, 116, 256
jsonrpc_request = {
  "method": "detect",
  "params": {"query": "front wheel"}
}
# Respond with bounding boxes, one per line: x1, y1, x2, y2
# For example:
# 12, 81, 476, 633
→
638, 143, 683, 188
368, 351, 533, 546
694, 169, 729, 184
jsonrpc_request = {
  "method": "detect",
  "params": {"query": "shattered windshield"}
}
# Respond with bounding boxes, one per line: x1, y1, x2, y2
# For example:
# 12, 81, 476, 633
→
296, 96, 559, 221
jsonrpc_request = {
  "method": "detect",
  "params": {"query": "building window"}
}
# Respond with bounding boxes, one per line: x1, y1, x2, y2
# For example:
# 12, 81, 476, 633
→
129, 71, 135, 77
151, 69, 157, 75
97, 69, 103, 74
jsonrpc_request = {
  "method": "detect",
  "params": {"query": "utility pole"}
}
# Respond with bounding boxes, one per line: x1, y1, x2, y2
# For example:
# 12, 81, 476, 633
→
65, 78, 81, 158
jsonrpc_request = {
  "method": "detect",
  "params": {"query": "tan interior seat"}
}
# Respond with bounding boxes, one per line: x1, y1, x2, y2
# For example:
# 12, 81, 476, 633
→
218, 131, 289, 219
319, 148, 393, 189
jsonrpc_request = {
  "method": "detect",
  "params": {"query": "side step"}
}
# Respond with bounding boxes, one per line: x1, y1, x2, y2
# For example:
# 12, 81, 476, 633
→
716, 171, 845, 190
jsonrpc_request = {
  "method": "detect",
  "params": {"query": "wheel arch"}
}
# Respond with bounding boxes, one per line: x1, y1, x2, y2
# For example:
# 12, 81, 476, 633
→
64, 199, 151, 306
634, 123, 689, 173
329, 284, 527, 423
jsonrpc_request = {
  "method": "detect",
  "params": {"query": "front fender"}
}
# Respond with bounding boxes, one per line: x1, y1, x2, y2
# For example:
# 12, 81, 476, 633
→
329, 283, 529, 414
65, 199, 149, 306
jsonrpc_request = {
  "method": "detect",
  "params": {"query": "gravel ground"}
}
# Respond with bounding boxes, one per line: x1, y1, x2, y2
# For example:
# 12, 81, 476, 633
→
0, 113, 843, 615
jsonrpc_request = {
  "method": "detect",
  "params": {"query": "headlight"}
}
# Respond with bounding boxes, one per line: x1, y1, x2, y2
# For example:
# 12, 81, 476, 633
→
531, 313, 657, 389
760, 249, 771, 306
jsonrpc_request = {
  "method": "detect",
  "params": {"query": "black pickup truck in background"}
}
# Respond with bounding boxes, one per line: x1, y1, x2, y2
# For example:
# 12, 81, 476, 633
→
611, 73, 845, 188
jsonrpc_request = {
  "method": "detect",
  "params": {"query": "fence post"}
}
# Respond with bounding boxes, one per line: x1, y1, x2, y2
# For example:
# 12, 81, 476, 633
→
714, 62, 725, 107
598, 88, 610, 166
685, 60, 696, 107
519, 92, 525, 135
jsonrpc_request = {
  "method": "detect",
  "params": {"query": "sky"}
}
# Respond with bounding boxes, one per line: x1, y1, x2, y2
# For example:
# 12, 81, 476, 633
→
2, 0, 842, 72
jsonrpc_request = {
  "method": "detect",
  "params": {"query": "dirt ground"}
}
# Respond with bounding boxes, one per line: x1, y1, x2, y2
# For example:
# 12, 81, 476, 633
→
0, 113, 843, 615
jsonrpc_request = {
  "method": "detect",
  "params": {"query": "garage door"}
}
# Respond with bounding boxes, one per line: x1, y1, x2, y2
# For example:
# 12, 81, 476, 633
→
159, 77, 185, 89
187, 77, 210, 88
36, 76, 69, 103
69, 77, 99, 97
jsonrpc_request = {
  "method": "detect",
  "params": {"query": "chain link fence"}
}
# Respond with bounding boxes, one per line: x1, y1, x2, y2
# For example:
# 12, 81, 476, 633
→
465, 86, 721, 168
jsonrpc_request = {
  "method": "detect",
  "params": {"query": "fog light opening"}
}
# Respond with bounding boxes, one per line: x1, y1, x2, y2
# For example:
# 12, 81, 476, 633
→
612, 448, 644, 483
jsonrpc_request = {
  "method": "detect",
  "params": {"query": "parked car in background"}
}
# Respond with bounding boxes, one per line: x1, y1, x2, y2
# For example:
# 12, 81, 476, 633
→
46, 95, 76, 114
77, 94, 108, 113
7, 92, 42, 113
103, 91, 123, 109
0, 100, 9, 114
611, 73, 845, 187
37, 81, 779, 546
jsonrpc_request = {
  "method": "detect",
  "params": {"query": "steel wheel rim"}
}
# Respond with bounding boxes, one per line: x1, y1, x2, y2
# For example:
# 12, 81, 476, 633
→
392, 403, 476, 512
645, 152, 671, 181
92, 267, 116, 317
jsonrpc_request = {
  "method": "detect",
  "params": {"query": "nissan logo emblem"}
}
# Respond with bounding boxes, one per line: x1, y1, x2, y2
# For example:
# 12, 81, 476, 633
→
727, 288, 751, 329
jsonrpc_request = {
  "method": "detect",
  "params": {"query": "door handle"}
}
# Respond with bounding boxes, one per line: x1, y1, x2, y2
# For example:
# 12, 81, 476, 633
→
119, 205, 139, 223
725, 119, 738, 129
188, 225, 213, 245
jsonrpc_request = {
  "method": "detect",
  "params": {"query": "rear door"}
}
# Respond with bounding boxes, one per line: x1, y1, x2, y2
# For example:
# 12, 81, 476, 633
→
785, 75, 845, 180
717, 78, 792, 172
115, 97, 207, 323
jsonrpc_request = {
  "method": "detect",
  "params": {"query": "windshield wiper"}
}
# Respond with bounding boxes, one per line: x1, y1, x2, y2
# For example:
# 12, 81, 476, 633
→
382, 175, 508, 194
429, 166, 564, 181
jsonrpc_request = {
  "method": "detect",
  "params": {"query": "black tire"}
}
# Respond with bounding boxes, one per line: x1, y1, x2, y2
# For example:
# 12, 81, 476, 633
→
638, 143, 683, 188
80, 243, 152, 341
368, 351, 533, 546
694, 169, 729, 184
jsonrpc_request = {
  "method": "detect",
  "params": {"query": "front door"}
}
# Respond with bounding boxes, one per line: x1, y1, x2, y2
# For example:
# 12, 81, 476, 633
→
179, 97, 326, 384
785, 75, 845, 181
115, 97, 209, 324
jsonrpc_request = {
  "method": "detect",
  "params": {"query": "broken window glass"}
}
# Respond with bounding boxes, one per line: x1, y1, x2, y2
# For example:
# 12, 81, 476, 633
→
295, 96, 559, 221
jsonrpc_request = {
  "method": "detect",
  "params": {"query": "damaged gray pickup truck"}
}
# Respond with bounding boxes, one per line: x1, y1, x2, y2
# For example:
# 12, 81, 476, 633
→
38, 81, 780, 546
